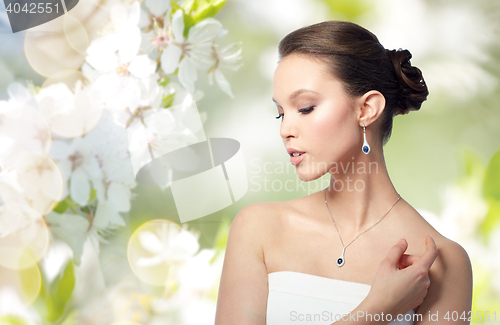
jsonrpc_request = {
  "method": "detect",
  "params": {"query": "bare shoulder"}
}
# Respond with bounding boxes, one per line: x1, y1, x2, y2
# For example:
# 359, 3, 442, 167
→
437, 237, 472, 265
430, 235, 473, 285
435, 234, 472, 275
404, 205, 472, 272
229, 201, 285, 257
401, 206, 474, 315
215, 202, 285, 324
413, 236, 474, 317
403, 204, 472, 268
232, 201, 284, 231
234, 200, 294, 227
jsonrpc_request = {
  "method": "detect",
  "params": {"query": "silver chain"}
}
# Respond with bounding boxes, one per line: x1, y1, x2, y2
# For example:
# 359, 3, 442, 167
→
323, 187, 401, 250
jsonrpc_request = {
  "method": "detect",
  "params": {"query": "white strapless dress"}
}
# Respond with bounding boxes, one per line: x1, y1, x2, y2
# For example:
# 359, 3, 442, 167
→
267, 271, 415, 325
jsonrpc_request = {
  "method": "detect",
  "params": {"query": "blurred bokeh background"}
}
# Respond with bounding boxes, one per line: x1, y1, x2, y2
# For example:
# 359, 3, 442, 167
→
0, 0, 499, 324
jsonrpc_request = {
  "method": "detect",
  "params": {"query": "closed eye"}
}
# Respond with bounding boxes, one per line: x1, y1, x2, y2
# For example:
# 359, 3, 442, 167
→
299, 106, 315, 113
275, 106, 315, 121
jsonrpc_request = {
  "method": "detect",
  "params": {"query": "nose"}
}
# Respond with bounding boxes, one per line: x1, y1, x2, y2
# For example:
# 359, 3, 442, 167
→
279, 112, 298, 140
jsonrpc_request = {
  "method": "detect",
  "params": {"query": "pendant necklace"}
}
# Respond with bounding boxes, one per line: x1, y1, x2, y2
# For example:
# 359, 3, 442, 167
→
323, 187, 402, 267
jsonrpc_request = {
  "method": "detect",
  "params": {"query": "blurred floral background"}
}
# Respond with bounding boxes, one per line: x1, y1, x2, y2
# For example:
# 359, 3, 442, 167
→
0, 0, 499, 324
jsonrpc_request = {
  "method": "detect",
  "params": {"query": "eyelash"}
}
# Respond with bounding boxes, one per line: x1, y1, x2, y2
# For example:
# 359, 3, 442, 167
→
275, 106, 315, 120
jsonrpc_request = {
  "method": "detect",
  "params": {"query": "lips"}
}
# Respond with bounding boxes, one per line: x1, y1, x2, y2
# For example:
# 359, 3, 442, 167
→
290, 153, 305, 165
287, 147, 306, 165
286, 147, 305, 156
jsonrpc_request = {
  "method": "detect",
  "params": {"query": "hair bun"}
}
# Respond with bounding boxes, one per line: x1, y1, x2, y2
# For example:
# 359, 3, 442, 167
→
386, 49, 429, 116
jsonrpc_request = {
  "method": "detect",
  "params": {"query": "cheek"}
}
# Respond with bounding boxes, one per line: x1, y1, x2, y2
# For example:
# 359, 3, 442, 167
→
311, 106, 359, 155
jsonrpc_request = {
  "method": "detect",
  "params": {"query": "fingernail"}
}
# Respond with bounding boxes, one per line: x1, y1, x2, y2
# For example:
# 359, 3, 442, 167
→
398, 239, 405, 245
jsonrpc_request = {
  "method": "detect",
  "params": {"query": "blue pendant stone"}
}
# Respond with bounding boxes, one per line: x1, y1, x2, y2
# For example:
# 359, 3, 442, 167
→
362, 145, 369, 153
337, 258, 343, 265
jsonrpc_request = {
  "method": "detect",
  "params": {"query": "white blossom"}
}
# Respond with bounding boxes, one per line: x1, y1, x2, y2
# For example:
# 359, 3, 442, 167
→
137, 222, 199, 268
161, 10, 223, 93
86, 2, 143, 74
50, 110, 136, 231
0, 0, 243, 322
145, 0, 171, 17
36, 81, 104, 138
207, 42, 243, 98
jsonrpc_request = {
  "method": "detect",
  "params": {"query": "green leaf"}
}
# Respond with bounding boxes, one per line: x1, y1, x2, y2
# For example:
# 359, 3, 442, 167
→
192, 0, 226, 24
52, 196, 80, 214
181, 0, 194, 12
80, 206, 91, 214
183, 15, 195, 37
479, 198, 500, 240
0, 315, 30, 325
483, 151, 500, 201
319, 0, 372, 21
53, 200, 68, 213
182, 0, 226, 33
89, 187, 96, 203
181, 0, 195, 13
162, 92, 175, 108
170, 1, 183, 14
41, 261, 75, 322
33, 270, 57, 322
51, 261, 75, 307
462, 148, 485, 178
32, 261, 75, 324
159, 76, 171, 87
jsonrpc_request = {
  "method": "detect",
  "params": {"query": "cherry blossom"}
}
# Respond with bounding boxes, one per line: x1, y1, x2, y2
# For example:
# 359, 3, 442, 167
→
160, 10, 223, 93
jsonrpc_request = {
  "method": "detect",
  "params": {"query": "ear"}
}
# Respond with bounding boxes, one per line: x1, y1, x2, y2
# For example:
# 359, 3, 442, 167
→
356, 90, 386, 127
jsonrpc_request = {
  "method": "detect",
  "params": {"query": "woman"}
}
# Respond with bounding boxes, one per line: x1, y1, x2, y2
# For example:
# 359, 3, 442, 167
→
215, 21, 473, 325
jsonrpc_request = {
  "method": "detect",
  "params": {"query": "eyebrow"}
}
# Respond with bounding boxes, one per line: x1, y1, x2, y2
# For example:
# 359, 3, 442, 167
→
272, 89, 320, 105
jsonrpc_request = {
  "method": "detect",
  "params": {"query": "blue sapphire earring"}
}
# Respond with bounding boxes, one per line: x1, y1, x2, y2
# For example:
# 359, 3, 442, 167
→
362, 123, 370, 154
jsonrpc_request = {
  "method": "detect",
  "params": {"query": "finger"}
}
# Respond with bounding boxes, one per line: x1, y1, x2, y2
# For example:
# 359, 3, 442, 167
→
398, 253, 420, 269
384, 238, 408, 268
417, 235, 438, 270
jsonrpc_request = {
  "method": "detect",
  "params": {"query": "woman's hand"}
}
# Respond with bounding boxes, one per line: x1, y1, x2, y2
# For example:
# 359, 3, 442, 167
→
364, 235, 438, 318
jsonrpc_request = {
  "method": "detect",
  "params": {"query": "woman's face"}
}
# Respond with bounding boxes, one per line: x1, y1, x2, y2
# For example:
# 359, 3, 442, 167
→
272, 53, 362, 182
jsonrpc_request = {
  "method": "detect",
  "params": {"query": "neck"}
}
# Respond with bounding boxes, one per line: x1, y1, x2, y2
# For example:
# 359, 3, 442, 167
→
323, 147, 401, 237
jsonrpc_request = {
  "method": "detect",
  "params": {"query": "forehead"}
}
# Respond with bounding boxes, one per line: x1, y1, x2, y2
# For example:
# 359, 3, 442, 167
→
274, 53, 330, 80
272, 53, 343, 103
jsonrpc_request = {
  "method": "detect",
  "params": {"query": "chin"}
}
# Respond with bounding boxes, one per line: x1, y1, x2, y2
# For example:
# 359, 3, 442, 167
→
296, 170, 324, 183
295, 161, 329, 182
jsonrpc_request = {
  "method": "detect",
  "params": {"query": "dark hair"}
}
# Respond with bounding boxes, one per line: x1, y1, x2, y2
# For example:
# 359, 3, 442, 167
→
278, 21, 429, 145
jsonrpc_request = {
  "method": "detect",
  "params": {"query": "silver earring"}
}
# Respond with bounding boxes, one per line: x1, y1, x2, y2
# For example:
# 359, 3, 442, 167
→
362, 123, 370, 154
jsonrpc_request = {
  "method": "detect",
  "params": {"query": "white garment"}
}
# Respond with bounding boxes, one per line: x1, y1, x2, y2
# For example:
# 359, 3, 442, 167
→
267, 271, 416, 325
